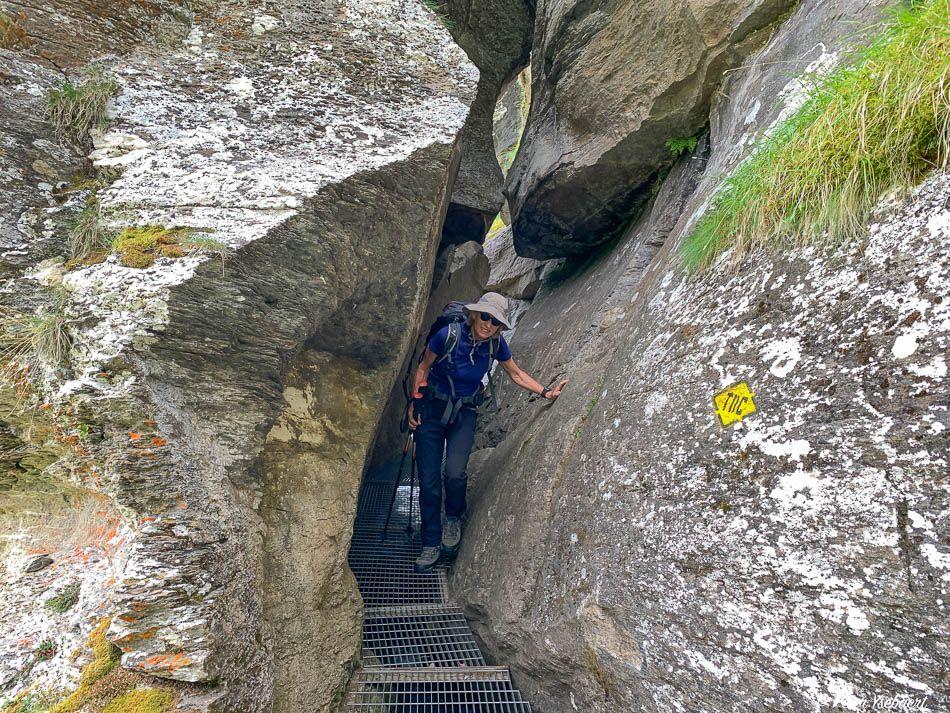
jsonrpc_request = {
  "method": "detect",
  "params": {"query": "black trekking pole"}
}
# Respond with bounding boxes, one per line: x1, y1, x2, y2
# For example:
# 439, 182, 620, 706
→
406, 436, 418, 536
381, 429, 414, 539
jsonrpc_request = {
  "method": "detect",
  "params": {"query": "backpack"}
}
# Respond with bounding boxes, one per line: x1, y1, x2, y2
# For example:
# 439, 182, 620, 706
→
402, 301, 501, 416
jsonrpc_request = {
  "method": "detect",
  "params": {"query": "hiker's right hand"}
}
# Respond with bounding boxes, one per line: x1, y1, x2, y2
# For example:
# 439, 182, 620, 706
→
408, 403, 422, 430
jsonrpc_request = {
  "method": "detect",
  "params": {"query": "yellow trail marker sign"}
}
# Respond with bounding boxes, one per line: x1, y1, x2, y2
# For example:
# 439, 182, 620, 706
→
713, 381, 757, 427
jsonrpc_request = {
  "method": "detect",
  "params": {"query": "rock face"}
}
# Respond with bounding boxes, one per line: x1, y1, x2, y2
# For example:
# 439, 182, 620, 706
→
439, 0, 535, 244
1, 1, 476, 710
484, 227, 545, 299
506, 0, 796, 259
451, 1, 947, 711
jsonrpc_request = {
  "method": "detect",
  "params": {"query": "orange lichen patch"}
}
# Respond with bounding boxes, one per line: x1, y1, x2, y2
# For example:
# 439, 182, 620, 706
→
142, 653, 191, 672
144, 419, 157, 426
150, 436, 167, 447
128, 432, 142, 440
129, 601, 150, 612
113, 627, 158, 644
176, 500, 188, 510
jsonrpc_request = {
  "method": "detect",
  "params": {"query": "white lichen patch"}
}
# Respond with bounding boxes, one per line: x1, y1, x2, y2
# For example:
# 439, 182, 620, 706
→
55, 0, 477, 392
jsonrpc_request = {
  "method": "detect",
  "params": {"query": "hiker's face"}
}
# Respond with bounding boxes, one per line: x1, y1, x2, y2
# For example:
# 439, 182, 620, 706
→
473, 312, 500, 341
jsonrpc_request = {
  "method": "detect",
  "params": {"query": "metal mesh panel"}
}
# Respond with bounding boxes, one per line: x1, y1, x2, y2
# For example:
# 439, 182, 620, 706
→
362, 605, 485, 668
348, 531, 447, 607
348, 667, 532, 711
347, 463, 532, 710
355, 482, 422, 533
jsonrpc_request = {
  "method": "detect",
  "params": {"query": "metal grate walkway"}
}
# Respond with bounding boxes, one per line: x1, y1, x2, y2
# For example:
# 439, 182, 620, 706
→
346, 468, 532, 711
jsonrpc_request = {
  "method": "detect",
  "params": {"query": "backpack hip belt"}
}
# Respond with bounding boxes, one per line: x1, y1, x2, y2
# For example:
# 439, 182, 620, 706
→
425, 384, 483, 426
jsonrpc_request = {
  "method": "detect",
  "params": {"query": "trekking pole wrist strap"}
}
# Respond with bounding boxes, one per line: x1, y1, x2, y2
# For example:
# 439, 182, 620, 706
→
540, 386, 551, 398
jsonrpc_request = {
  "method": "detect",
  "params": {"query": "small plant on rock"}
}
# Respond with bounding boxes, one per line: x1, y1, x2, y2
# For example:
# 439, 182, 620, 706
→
34, 640, 56, 661
0, 289, 73, 370
47, 71, 118, 147
420, 0, 454, 30
0, 11, 29, 50
665, 135, 698, 157
45, 583, 80, 613
67, 196, 108, 267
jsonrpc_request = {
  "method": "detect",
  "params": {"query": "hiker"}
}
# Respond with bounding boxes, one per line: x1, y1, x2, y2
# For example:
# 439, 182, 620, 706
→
408, 292, 568, 573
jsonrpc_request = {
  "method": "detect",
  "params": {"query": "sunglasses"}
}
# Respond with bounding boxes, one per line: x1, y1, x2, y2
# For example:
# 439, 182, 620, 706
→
478, 312, 503, 327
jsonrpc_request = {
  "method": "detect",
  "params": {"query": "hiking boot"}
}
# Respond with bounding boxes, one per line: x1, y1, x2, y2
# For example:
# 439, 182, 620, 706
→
441, 516, 462, 554
413, 546, 441, 573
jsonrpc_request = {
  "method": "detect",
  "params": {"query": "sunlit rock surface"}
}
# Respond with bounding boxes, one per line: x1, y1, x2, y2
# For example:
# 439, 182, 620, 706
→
452, 1, 947, 711
1, 0, 476, 709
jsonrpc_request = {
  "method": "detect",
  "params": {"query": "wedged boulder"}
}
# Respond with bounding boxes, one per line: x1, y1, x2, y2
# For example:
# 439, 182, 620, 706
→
450, 2, 945, 712
507, 0, 796, 259
439, 0, 535, 243
484, 226, 545, 299
1, 1, 476, 710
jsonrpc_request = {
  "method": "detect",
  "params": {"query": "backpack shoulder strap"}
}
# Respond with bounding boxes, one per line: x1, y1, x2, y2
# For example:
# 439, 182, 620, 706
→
437, 322, 461, 364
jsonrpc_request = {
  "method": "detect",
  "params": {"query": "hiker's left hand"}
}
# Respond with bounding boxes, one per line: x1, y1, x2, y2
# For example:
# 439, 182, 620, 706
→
545, 379, 569, 400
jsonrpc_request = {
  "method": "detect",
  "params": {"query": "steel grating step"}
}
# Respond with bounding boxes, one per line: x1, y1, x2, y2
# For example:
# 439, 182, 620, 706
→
347, 666, 532, 711
347, 465, 533, 711
361, 605, 485, 668
355, 482, 422, 531
348, 533, 448, 607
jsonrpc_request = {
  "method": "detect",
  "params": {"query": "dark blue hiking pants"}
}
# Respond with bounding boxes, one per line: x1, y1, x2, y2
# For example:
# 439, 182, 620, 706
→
414, 398, 477, 548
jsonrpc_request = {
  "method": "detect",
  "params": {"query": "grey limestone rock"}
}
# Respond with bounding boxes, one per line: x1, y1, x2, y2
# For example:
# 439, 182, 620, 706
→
451, 1, 947, 711
1, 1, 477, 710
507, 0, 797, 259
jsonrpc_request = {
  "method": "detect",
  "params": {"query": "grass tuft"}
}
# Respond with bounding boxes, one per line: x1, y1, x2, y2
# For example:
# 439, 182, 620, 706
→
0, 290, 72, 371
683, 0, 950, 271
48, 72, 118, 147
67, 196, 108, 265
420, 0, 454, 31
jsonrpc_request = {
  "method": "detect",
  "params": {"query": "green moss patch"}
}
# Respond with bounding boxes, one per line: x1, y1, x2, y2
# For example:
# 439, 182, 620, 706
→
49, 619, 120, 713
101, 689, 173, 713
683, 0, 950, 271
112, 226, 189, 268
45, 583, 80, 613
112, 226, 229, 269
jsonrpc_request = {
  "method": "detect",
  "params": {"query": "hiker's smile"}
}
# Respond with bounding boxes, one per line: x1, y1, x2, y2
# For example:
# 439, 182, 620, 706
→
473, 313, 499, 340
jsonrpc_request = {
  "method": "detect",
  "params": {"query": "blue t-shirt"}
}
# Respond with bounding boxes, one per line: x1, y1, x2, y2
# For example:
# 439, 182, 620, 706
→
427, 323, 511, 397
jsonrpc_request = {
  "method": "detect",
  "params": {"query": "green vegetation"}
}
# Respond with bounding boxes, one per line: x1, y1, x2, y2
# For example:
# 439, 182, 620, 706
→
486, 213, 506, 240
0, 11, 29, 50
1, 689, 63, 713
665, 135, 698, 157
0, 290, 72, 370
112, 226, 229, 269
45, 583, 80, 613
420, 0, 454, 30
49, 619, 120, 713
48, 72, 118, 146
67, 197, 108, 266
34, 641, 56, 662
683, 0, 950, 271
101, 689, 173, 713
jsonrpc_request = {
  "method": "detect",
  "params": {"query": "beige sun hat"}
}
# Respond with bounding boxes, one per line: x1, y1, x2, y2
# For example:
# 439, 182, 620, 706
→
464, 291, 511, 329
